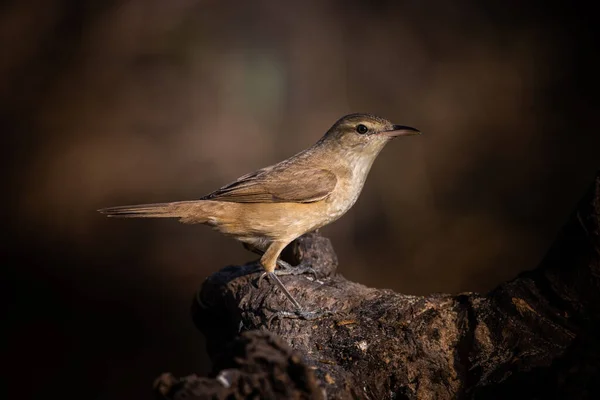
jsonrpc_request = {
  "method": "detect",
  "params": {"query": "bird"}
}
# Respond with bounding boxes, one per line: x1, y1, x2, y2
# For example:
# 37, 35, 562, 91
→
98, 113, 421, 319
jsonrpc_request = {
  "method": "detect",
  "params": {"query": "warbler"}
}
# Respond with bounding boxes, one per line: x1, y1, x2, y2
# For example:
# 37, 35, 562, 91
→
99, 113, 421, 319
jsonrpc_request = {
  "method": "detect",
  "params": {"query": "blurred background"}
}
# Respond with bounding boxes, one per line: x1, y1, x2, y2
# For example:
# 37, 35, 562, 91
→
2, 0, 598, 398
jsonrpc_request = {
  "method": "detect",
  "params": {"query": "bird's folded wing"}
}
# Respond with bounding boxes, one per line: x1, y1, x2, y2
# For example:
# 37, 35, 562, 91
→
201, 168, 337, 203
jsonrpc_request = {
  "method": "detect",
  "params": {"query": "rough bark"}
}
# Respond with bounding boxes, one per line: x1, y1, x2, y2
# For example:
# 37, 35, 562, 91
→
154, 172, 600, 400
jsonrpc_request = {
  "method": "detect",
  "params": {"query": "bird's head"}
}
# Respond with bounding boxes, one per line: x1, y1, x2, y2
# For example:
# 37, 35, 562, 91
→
320, 113, 420, 158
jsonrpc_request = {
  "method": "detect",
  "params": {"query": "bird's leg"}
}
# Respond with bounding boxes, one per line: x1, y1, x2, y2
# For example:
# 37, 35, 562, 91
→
257, 241, 303, 309
250, 241, 331, 321
243, 242, 317, 279
264, 272, 333, 322
266, 271, 302, 310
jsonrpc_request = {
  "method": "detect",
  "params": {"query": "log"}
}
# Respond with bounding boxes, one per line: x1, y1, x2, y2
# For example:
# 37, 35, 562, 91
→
154, 171, 600, 399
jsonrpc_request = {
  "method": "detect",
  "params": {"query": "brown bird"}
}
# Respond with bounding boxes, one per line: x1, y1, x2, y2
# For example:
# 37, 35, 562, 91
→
98, 113, 420, 319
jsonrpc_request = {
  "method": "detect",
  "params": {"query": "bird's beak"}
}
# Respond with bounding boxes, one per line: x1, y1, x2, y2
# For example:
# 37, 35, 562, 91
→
382, 125, 421, 138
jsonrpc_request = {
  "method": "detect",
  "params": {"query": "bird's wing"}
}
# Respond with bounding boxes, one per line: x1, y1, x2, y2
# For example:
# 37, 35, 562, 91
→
201, 166, 337, 203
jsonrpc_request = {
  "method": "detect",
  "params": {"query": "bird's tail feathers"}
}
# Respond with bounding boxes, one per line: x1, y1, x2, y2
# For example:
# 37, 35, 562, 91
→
98, 200, 203, 221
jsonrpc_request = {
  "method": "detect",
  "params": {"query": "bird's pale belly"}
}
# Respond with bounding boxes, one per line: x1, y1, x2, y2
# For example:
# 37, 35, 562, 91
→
205, 194, 357, 249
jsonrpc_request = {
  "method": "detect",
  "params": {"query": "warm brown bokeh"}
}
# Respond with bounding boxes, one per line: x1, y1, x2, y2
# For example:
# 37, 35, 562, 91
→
3, 1, 598, 399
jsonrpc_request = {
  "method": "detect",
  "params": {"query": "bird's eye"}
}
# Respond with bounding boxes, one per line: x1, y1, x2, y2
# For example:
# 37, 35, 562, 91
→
356, 124, 368, 134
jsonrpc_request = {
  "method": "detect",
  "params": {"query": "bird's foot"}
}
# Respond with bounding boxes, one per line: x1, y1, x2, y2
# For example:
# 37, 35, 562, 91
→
254, 271, 303, 310
252, 260, 317, 287
251, 270, 334, 325
256, 270, 268, 287
275, 259, 318, 280
268, 308, 334, 326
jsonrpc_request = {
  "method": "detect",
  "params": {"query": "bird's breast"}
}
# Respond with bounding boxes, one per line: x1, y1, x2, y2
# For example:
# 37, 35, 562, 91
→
320, 160, 372, 225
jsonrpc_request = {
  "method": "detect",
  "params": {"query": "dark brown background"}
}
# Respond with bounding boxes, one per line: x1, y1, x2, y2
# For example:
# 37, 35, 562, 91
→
2, 1, 598, 399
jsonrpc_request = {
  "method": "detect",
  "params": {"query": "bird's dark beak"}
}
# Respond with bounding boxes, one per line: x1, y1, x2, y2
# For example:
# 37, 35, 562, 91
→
382, 125, 421, 138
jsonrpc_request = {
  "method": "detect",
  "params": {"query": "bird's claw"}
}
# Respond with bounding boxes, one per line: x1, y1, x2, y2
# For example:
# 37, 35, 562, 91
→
267, 308, 334, 326
275, 260, 318, 280
257, 271, 268, 287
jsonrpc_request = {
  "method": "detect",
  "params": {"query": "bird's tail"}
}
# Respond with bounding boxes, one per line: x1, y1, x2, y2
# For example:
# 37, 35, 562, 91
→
98, 200, 209, 223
